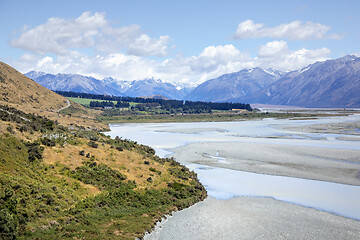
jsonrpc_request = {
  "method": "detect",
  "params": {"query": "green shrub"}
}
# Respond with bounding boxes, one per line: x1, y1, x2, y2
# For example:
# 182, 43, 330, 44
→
70, 161, 127, 190
24, 141, 44, 162
87, 141, 98, 148
41, 137, 56, 147
0, 208, 18, 240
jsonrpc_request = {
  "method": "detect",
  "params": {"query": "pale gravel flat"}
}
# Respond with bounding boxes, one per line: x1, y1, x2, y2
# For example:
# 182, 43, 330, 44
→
144, 197, 360, 240
170, 142, 360, 185
278, 121, 360, 136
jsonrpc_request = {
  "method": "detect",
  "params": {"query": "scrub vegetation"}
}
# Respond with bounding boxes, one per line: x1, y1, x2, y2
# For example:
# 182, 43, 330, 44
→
0, 105, 207, 239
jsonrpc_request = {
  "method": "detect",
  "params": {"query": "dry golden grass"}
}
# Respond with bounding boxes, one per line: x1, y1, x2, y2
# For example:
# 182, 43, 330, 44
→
0, 120, 41, 141
43, 139, 185, 190
0, 61, 108, 131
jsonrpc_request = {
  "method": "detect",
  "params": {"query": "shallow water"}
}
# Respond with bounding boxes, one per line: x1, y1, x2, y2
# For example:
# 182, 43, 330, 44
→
106, 115, 360, 220
189, 164, 360, 220
108, 116, 360, 154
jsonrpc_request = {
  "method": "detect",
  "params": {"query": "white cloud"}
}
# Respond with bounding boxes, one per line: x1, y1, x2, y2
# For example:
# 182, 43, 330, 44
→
10, 12, 170, 57
256, 41, 331, 71
14, 42, 331, 84
11, 12, 106, 55
257, 40, 288, 57
234, 20, 342, 40
97, 24, 171, 56
10, 12, 334, 85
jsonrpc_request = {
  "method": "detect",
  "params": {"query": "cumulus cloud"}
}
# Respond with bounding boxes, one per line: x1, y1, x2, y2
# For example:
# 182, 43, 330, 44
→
14, 42, 330, 85
234, 20, 342, 40
256, 41, 331, 70
15, 52, 157, 81
10, 12, 170, 57
97, 24, 170, 56
257, 40, 288, 57
11, 12, 106, 55
10, 12, 333, 85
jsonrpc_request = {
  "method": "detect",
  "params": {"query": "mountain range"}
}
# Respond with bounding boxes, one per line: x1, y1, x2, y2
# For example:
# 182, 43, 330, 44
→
25, 55, 360, 108
185, 67, 283, 102
25, 72, 194, 100
186, 55, 360, 108
237, 55, 360, 108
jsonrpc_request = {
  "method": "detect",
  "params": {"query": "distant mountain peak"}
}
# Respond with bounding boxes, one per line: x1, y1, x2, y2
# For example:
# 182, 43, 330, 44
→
338, 54, 357, 61
25, 72, 195, 100
186, 66, 282, 102
244, 55, 360, 107
25, 70, 47, 79
264, 68, 284, 77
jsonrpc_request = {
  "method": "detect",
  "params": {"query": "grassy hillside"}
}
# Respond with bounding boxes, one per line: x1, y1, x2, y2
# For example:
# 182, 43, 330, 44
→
0, 105, 207, 239
0, 62, 108, 131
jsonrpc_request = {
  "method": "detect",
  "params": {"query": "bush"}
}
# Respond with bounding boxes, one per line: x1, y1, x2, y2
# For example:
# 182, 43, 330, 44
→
87, 141, 98, 148
6, 126, 14, 134
71, 161, 127, 190
0, 208, 18, 240
24, 141, 44, 162
41, 137, 56, 147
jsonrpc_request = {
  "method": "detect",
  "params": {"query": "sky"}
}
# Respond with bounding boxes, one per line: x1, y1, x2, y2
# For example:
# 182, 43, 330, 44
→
0, 0, 359, 84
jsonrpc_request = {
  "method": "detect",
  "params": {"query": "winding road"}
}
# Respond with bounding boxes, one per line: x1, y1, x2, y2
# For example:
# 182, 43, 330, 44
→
56, 99, 71, 112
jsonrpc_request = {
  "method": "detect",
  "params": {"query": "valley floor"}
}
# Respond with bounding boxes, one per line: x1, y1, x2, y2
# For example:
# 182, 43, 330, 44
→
109, 112, 360, 240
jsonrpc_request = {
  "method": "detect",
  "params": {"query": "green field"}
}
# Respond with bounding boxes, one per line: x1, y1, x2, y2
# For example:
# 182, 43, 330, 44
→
67, 97, 140, 107
66, 97, 118, 107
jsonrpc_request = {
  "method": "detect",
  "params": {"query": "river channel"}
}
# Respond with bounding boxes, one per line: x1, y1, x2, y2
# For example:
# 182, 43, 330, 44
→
105, 114, 360, 239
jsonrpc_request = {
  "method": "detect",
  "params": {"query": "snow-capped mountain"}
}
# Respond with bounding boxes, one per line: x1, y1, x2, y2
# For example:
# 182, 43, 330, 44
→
25, 73, 123, 96
25, 55, 360, 107
233, 55, 360, 107
123, 78, 193, 99
25, 71, 47, 80
185, 67, 283, 102
102, 77, 134, 93
25, 73, 194, 99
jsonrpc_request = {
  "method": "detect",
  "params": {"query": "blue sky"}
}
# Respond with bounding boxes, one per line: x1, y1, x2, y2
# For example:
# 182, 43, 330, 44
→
1, 0, 359, 84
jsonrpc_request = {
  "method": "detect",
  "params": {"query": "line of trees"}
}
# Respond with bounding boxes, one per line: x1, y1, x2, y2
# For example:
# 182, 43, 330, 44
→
56, 91, 252, 111
89, 101, 130, 108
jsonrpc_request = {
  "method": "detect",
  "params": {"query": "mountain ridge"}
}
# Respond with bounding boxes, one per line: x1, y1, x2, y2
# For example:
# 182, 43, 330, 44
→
233, 55, 360, 108
185, 67, 283, 102
24, 55, 360, 108
25, 73, 194, 100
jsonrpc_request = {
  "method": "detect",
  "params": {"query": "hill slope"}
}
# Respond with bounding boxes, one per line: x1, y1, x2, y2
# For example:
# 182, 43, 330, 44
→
0, 106, 206, 239
0, 62, 107, 130
0, 64, 207, 239
1, 62, 67, 112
